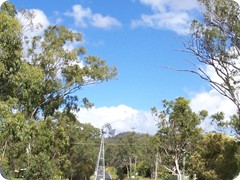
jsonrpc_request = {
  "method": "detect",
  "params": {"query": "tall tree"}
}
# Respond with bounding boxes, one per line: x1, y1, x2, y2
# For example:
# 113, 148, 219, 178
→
184, 0, 240, 135
1, 2, 117, 119
151, 97, 207, 180
0, 2, 117, 178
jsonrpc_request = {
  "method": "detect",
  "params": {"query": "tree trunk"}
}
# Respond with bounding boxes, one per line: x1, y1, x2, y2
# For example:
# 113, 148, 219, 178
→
175, 158, 181, 180
134, 156, 137, 176
129, 157, 132, 178
126, 165, 130, 179
154, 152, 159, 180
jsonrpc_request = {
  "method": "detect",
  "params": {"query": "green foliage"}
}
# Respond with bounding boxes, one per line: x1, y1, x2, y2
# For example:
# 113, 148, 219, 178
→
137, 161, 151, 177
229, 114, 240, 135
62, 122, 100, 179
211, 111, 240, 135
0, 8, 22, 101
187, 0, 240, 136
188, 133, 240, 180
105, 132, 152, 178
0, 2, 17, 17
0, 2, 117, 179
103, 129, 239, 180
152, 97, 205, 177
24, 152, 54, 180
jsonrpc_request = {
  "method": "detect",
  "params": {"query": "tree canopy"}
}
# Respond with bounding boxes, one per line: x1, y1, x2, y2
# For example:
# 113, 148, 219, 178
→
0, 2, 116, 179
151, 97, 207, 180
184, 0, 240, 136
0, 1, 240, 179
188, 133, 240, 180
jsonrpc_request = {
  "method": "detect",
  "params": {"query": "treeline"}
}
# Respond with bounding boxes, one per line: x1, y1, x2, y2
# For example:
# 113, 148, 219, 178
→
104, 98, 240, 180
0, 0, 239, 180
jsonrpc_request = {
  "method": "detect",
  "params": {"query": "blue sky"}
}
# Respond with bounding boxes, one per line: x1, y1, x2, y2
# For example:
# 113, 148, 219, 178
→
7, 0, 239, 134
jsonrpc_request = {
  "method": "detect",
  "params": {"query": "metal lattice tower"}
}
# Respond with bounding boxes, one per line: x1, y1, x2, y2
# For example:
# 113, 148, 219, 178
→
94, 123, 115, 180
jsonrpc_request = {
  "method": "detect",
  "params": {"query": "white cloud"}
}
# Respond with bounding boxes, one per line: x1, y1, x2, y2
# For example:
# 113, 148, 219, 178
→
132, 0, 199, 34
189, 56, 240, 132
55, 18, 63, 24
17, 9, 50, 62
65, 5, 121, 29
190, 89, 236, 118
192, 47, 240, 115
65, 5, 91, 27
76, 105, 158, 135
30, 9, 50, 29
188, 29, 240, 132
91, 13, 121, 29
132, 11, 191, 35
17, 9, 50, 37
17, 9, 85, 79
190, 88, 236, 133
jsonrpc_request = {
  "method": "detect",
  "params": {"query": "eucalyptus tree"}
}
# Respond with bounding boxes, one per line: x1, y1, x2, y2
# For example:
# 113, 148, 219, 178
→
151, 97, 207, 180
0, 2, 27, 175
0, 2, 117, 178
184, 0, 240, 135
1, 1, 117, 119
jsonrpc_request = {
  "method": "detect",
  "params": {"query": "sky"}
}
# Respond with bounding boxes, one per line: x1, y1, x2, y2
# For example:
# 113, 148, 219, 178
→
6, 0, 240, 134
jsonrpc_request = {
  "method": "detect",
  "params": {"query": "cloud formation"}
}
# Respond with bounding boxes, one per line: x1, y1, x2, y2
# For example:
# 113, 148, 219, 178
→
76, 105, 158, 135
65, 5, 121, 29
17, 9, 50, 37
190, 46, 240, 119
131, 0, 199, 34
189, 88, 236, 133
76, 94, 235, 135
189, 61, 239, 132
190, 89, 236, 118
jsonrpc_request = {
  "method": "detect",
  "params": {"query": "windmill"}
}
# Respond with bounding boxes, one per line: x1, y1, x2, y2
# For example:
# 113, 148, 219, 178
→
94, 123, 115, 180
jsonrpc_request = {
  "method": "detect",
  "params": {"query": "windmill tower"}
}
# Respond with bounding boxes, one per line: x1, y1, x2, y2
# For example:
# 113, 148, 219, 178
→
94, 123, 115, 180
